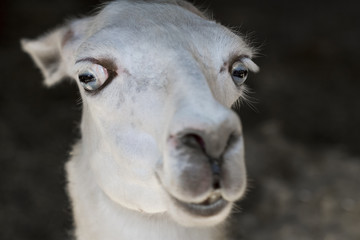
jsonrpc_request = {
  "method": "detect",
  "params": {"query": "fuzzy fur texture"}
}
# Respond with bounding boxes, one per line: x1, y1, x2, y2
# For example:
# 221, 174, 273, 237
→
22, 1, 258, 239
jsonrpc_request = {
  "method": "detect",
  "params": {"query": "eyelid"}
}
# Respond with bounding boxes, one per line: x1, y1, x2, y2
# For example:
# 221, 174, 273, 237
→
241, 57, 259, 73
229, 55, 260, 73
75, 57, 118, 72
75, 57, 118, 95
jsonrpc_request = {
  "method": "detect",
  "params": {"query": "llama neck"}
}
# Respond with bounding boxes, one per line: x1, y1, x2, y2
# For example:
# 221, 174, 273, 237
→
66, 142, 225, 240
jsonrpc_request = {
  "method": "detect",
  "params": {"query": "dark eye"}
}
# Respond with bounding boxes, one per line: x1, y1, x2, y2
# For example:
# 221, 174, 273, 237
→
78, 64, 108, 91
231, 61, 248, 86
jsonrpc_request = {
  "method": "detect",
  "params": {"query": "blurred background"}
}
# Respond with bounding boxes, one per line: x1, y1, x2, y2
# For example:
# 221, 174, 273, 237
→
0, 0, 359, 239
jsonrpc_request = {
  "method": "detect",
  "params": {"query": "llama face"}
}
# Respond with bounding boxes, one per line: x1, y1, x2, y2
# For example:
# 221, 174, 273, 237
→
22, 0, 258, 228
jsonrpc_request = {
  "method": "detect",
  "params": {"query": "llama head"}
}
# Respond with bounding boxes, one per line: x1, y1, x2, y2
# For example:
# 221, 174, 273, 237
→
22, 0, 259, 227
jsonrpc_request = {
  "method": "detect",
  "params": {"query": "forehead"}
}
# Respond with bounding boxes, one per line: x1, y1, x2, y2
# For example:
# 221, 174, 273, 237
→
77, 1, 254, 60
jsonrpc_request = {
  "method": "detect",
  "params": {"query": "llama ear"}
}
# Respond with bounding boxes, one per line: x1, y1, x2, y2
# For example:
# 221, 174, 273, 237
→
21, 18, 89, 86
21, 25, 70, 86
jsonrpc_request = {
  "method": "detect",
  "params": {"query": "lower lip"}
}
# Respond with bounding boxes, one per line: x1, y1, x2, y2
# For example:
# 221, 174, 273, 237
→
171, 196, 229, 217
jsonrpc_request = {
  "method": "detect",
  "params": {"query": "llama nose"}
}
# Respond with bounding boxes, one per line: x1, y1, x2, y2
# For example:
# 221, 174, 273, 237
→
179, 131, 240, 158
164, 107, 244, 200
176, 126, 242, 189
175, 111, 242, 159
177, 120, 241, 177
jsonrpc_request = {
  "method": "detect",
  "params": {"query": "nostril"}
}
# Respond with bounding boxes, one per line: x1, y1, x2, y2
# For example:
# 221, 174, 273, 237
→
180, 133, 206, 152
226, 132, 241, 151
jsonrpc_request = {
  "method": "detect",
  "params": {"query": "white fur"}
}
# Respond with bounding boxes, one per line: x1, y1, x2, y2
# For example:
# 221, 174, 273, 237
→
21, 1, 258, 239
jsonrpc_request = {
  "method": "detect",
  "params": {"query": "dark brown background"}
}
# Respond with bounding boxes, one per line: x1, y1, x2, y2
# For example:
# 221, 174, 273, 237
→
1, 0, 359, 239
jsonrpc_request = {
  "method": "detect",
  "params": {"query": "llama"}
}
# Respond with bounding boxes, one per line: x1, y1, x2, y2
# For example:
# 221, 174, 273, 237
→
21, 0, 259, 239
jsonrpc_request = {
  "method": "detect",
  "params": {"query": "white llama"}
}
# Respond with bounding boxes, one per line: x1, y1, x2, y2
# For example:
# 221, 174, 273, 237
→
21, 0, 259, 239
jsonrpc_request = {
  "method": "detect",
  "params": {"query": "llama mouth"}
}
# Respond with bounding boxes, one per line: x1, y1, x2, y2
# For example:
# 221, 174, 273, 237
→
171, 191, 229, 217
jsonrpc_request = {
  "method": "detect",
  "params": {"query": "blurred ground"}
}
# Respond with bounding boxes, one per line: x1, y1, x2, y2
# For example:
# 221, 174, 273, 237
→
0, 0, 359, 239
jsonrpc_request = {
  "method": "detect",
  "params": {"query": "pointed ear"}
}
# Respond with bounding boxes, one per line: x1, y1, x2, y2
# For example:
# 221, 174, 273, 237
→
21, 18, 88, 86
21, 25, 69, 86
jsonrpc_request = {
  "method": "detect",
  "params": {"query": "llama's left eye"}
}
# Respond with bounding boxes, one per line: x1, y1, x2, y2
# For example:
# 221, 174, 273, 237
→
78, 64, 108, 91
231, 61, 248, 86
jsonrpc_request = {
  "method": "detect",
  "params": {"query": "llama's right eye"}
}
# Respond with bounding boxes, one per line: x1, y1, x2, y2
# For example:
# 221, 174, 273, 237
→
78, 64, 108, 91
